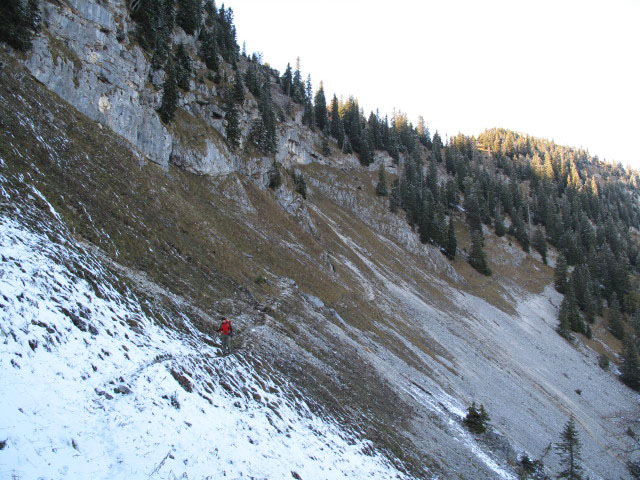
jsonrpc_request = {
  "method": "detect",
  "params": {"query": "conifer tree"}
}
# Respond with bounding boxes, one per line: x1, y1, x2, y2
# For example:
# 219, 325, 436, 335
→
555, 417, 584, 480
464, 191, 483, 233
434, 202, 447, 247
329, 94, 342, 140
416, 115, 431, 148
224, 92, 240, 150
463, 402, 490, 434
302, 74, 314, 128
232, 71, 244, 104
321, 136, 330, 156
621, 337, 640, 391
314, 82, 328, 131
494, 208, 506, 237
175, 43, 192, 91
554, 254, 568, 294
557, 283, 583, 337
511, 207, 530, 252
294, 172, 307, 199
375, 165, 388, 197
608, 297, 625, 340
469, 229, 491, 276
419, 191, 435, 244
0, 0, 41, 51
249, 81, 277, 155
532, 227, 548, 264
281, 62, 293, 96
431, 131, 443, 162
199, 29, 219, 71
267, 161, 282, 190
176, 0, 202, 35
389, 179, 400, 213
445, 217, 457, 260
292, 57, 305, 104
158, 56, 179, 123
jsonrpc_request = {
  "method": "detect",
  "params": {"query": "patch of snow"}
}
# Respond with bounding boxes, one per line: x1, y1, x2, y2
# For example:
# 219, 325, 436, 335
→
0, 215, 410, 480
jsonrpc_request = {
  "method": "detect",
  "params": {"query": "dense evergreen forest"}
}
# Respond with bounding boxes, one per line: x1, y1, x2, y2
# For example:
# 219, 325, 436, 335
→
4, 0, 640, 396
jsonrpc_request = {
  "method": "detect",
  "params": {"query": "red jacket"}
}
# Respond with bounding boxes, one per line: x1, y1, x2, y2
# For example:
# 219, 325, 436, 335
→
217, 319, 232, 335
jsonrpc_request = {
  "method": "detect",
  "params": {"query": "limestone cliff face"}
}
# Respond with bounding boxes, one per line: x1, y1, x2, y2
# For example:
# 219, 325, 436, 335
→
23, 0, 323, 180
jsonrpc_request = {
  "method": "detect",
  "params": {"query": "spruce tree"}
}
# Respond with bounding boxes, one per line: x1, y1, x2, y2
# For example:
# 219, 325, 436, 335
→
463, 402, 490, 434
292, 57, 305, 104
294, 172, 307, 199
554, 254, 568, 294
389, 179, 400, 213
281, 62, 293, 96
302, 74, 314, 128
532, 227, 548, 264
249, 81, 277, 156
176, 0, 202, 35
1, 0, 41, 51
419, 191, 435, 244
469, 229, 491, 276
434, 202, 447, 248
175, 43, 192, 91
512, 207, 530, 252
445, 217, 457, 260
314, 82, 328, 131
375, 165, 388, 197
158, 56, 179, 123
621, 337, 640, 391
224, 92, 240, 150
494, 209, 506, 237
199, 29, 219, 71
557, 283, 583, 337
555, 417, 584, 480
321, 136, 330, 156
464, 191, 483, 233
608, 297, 625, 340
232, 72, 245, 104
329, 94, 341, 139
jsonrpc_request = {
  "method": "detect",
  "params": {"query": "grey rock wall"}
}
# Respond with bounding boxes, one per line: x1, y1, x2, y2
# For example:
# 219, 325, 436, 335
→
24, 0, 247, 177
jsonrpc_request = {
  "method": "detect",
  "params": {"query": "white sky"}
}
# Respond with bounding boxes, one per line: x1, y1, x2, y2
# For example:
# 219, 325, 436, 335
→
227, 0, 640, 169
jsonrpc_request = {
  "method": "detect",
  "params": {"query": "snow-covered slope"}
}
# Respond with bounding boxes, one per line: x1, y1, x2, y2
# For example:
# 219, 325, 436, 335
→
0, 210, 409, 479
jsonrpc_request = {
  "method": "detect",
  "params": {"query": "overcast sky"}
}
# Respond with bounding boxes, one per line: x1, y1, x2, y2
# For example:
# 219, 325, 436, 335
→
227, 0, 640, 170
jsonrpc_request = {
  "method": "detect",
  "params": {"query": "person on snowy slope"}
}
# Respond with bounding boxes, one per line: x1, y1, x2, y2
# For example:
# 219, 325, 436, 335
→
216, 317, 233, 355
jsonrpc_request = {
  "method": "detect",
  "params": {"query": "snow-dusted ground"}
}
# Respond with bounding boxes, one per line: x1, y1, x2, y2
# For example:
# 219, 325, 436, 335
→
0, 214, 409, 480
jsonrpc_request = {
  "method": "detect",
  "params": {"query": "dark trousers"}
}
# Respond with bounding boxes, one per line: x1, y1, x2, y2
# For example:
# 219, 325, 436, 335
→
220, 334, 231, 354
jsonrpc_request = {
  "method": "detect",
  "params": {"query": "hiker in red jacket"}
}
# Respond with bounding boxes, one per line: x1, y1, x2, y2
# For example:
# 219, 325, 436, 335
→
217, 317, 233, 355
